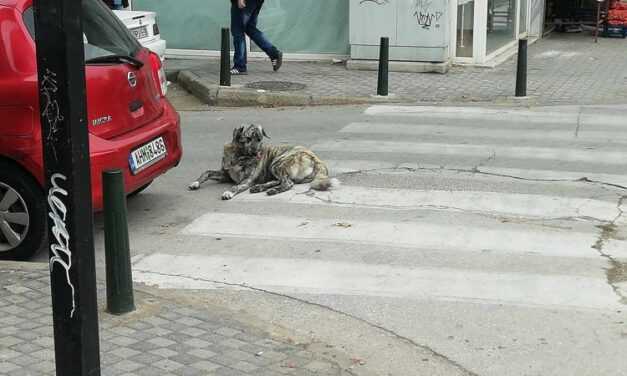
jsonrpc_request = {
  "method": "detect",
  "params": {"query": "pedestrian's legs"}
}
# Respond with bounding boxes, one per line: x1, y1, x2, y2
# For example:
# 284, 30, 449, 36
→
231, 4, 248, 72
245, 1, 280, 60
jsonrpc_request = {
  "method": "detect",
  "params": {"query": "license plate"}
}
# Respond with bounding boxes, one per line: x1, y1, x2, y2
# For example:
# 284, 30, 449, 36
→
129, 137, 166, 174
130, 26, 148, 40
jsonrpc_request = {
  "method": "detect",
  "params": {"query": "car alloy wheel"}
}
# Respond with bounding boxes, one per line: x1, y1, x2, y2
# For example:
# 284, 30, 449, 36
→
0, 182, 30, 252
0, 161, 46, 260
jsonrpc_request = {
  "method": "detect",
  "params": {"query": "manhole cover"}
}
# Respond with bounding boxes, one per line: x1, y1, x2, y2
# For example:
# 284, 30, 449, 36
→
245, 81, 306, 92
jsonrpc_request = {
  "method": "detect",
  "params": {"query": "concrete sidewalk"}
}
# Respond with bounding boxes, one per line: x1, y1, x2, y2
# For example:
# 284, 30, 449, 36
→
168, 33, 627, 107
0, 262, 363, 376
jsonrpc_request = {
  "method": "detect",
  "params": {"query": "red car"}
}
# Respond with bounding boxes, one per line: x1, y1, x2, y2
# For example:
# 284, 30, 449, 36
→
0, 0, 183, 260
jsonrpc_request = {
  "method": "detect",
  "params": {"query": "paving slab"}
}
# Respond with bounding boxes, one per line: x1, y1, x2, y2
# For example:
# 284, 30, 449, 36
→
0, 263, 358, 376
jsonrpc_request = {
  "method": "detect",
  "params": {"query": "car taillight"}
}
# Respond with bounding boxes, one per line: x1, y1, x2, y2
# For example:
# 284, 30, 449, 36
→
149, 51, 167, 97
153, 23, 160, 36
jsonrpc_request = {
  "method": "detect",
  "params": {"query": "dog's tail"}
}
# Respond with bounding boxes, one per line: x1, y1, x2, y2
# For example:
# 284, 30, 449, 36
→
309, 160, 340, 191
310, 175, 340, 191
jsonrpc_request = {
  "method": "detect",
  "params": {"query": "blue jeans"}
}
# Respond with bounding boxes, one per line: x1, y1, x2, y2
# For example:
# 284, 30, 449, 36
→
231, 0, 279, 71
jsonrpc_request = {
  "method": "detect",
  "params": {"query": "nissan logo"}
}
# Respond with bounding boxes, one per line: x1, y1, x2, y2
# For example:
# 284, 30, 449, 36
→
128, 72, 137, 88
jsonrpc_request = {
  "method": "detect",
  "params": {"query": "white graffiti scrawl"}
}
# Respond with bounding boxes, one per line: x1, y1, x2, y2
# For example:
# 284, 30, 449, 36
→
40, 69, 64, 162
48, 173, 77, 318
413, 0, 445, 30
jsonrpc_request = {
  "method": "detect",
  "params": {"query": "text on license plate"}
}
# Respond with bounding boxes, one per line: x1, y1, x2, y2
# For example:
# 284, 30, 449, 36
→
129, 137, 166, 174
131, 26, 148, 39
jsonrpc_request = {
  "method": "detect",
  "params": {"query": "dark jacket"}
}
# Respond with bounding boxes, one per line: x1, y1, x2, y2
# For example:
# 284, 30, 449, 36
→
102, 0, 130, 9
230, 0, 264, 4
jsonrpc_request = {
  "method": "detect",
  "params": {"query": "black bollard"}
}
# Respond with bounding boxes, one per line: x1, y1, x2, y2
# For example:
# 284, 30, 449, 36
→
220, 27, 231, 87
594, 0, 602, 43
377, 37, 389, 96
515, 38, 528, 97
103, 170, 135, 315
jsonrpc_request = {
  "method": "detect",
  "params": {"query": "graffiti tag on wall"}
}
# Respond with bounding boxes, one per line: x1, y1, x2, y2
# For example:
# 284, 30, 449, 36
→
413, 0, 444, 30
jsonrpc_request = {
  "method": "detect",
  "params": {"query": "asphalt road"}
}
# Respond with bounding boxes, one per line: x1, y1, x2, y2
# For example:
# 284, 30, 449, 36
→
35, 97, 627, 375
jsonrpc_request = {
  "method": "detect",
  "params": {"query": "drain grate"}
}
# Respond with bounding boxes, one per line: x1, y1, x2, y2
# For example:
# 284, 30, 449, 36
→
245, 81, 307, 92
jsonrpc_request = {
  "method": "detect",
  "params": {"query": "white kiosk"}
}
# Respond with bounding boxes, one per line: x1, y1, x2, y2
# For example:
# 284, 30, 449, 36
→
348, 0, 451, 72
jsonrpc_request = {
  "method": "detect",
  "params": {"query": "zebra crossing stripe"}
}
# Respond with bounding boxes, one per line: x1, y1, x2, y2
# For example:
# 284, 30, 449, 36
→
322, 160, 627, 188
180, 213, 617, 259
340, 122, 627, 143
363, 105, 627, 127
236, 185, 620, 223
312, 140, 627, 165
364, 105, 576, 123
133, 253, 621, 310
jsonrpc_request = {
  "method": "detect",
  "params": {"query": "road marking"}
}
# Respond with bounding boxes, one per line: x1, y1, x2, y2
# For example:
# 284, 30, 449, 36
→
364, 106, 576, 123
341, 122, 627, 143
312, 140, 627, 165
364, 106, 627, 127
237, 185, 619, 221
469, 166, 627, 187
133, 253, 621, 311
181, 213, 615, 259
323, 160, 627, 188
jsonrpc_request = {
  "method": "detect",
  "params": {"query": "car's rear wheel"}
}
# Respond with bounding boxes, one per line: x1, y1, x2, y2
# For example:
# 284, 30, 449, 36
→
0, 162, 46, 260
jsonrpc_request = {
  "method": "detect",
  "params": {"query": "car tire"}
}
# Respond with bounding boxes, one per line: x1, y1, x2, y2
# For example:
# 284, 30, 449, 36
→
128, 180, 152, 198
0, 161, 46, 261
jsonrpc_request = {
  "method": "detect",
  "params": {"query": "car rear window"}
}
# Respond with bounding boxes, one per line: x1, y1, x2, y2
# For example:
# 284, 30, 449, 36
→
22, 0, 141, 61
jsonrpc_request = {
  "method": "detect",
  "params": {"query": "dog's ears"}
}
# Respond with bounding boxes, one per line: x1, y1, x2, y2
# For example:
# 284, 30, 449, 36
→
261, 127, 270, 139
232, 124, 245, 142
251, 124, 270, 141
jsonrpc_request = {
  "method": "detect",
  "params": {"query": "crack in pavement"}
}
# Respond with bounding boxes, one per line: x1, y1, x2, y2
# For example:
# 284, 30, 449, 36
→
336, 165, 627, 191
133, 269, 480, 376
591, 195, 627, 305
329, 165, 625, 227
125, 283, 351, 376
336, 165, 627, 304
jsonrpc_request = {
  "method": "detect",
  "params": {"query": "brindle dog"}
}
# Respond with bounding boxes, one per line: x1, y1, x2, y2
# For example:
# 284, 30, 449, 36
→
221, 124, 338, 200
188, 125, 257, 190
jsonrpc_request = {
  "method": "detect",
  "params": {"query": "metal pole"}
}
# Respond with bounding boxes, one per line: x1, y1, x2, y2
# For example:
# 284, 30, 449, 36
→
220, 27, 231, 86
32, 0, 101, 375
377, 37, 389, 96
103, 170, 135, 315
595, 1, 601, 42
515, 38, 528, 97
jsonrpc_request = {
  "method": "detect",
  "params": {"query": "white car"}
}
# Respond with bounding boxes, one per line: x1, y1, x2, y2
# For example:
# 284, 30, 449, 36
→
113, 10, 166, 60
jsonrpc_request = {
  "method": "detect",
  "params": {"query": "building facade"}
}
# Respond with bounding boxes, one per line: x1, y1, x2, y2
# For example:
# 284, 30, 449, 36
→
132, 0, 546, 66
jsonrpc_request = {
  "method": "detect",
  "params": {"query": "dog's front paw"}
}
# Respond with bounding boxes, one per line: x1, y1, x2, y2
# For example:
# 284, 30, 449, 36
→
222, 191, 235, 200
188, 181, 200, 191
266, 188, 279, 196
250, 185, 263, 194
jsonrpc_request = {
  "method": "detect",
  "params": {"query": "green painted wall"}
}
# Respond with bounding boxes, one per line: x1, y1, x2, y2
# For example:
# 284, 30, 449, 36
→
133, 0, 349, 54
251, 0, 349, 55
133, 0, 230, 50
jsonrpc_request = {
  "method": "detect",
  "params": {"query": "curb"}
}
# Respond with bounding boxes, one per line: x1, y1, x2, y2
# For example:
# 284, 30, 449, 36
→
0, 260, 46, 271
346, 59, 450, 74
177, 70, 415, 107
165, 68, 181, 83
